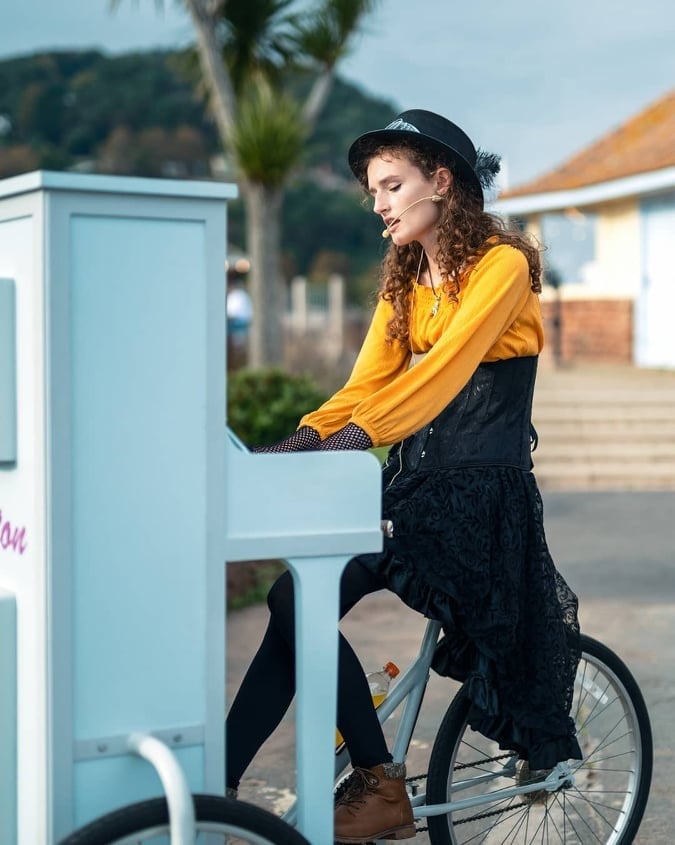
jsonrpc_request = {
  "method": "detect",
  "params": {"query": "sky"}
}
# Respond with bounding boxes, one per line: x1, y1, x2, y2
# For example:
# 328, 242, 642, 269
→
2, 0, 675, 187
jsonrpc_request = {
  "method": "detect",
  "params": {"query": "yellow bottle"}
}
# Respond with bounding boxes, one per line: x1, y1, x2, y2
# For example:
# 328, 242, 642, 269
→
335, 662, 400, 749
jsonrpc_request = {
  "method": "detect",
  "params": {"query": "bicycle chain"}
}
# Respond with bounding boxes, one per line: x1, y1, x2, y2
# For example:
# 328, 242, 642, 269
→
406, 751, 519, 833
454, 750, 516, 771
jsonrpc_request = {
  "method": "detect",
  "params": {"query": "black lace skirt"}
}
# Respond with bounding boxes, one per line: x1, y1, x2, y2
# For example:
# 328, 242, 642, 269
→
354, 461, 583, 770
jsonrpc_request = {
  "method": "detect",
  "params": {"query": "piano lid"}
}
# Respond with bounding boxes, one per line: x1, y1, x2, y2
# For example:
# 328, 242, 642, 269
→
225, 430, 383, 562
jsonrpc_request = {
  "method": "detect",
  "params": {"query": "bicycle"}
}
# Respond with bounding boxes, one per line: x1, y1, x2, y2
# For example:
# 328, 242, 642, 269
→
282, 618, 653, 845
57, 613, 651, 844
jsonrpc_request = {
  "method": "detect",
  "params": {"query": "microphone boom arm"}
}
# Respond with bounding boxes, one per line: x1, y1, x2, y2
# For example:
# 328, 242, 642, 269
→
382, 194, 442, 238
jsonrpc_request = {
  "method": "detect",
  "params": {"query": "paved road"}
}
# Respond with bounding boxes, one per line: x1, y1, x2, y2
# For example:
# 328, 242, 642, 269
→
542, 491, 675, 844
226, 491, 675, 842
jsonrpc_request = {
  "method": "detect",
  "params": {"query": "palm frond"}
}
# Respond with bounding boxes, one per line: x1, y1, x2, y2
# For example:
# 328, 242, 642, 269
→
229, 77, 306, 185
289, 0, 379, 68
218, 0, 297, 90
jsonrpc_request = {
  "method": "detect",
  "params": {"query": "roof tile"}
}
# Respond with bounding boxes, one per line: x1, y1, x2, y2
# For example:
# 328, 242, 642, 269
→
502, 88, 675, 198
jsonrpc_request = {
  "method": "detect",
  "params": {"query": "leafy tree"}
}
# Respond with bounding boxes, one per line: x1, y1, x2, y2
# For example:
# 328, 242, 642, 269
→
151, 0, 380, 366
0, 50, 219, 166
0, 46, 397, 308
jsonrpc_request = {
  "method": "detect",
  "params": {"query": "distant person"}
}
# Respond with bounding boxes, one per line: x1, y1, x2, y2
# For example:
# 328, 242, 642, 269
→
226, 278, 253, 367
225, 110, 582, 843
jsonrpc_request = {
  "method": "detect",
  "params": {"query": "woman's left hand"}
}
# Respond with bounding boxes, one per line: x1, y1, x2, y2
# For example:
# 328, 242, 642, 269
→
317, 423, 372, 451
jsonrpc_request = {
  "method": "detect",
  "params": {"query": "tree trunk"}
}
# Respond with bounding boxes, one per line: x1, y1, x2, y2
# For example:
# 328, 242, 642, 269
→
182, 0, 237, 143
302, 68, 334, 129
244, 181, 284, 367
178, 0, 371, 370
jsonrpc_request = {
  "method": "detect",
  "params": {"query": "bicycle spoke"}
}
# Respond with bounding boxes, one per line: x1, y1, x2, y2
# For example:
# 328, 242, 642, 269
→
555, 790, 608, 843
457, 803, 526, 845
560, 786, 626, 832
550, 791, 593, 844
528, 808, 549, 844
503, 806, 532, 844
579, 718, 632, 764
547, 805, 566, 843
504, 808, 530, 843
577, 688, 620, 728
494, 803, 532, 845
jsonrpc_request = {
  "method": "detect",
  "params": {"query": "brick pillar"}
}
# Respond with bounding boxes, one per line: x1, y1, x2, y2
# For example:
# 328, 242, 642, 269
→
540, 297, 634, 364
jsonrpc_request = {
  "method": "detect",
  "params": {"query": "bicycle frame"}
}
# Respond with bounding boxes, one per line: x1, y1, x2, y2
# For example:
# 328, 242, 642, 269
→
282, 617, 574, 827
282, 619, 440, 827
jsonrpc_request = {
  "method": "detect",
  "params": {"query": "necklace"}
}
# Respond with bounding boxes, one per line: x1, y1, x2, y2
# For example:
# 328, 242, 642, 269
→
414, 251, 442, 317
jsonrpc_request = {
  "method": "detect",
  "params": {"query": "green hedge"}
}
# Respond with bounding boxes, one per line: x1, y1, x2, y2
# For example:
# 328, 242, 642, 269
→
227, 368, 328, 448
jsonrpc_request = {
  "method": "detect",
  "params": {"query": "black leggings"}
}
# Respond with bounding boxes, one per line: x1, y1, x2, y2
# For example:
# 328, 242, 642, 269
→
225, 558, 391, 789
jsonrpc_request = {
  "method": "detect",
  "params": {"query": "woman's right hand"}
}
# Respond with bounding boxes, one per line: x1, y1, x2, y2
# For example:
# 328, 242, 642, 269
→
252, 425, 321, 453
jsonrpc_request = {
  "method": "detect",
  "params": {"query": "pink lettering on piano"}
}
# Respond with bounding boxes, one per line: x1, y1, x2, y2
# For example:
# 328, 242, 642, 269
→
0, 508, 28, 555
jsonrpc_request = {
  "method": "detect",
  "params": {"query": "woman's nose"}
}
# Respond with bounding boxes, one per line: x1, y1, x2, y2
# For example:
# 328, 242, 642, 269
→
372, 194, 387, 215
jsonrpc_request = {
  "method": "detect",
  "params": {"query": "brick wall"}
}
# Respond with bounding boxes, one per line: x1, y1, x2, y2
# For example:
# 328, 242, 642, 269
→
540, 297, 634, 365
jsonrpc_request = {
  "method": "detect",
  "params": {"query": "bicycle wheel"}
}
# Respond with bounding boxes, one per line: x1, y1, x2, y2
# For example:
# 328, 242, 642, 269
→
56, 793, 310, 845
426, 634, 653, 844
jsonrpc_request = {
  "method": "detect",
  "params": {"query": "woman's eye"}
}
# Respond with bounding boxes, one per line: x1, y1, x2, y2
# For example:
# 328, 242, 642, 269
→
390, 184, 401, 192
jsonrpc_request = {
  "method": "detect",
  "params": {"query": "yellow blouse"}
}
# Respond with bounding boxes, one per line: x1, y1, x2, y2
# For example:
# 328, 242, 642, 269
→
300, 244, 544, 447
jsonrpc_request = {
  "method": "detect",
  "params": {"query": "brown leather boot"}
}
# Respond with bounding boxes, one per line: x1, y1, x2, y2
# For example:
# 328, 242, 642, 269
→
334, 762, 416, 843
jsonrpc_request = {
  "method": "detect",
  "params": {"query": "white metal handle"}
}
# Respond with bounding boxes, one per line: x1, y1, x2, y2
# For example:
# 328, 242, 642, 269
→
127, 733, 196, 845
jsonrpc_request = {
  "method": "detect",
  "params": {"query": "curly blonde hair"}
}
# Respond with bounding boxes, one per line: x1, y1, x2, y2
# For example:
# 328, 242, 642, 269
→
355, 141, 542, 345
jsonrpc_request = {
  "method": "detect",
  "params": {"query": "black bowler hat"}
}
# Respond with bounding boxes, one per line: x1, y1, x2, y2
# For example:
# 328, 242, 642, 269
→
348, 109, 500, 207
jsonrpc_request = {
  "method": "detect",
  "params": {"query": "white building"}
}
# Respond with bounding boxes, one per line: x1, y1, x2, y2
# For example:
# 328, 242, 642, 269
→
494, 88, 675, 369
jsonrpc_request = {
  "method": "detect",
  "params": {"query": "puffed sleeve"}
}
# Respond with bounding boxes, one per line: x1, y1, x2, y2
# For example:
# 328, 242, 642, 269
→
299, 297, 410, 437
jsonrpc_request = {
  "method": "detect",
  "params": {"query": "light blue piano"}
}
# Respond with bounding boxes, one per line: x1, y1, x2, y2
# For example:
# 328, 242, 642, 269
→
0, 171, 382, 844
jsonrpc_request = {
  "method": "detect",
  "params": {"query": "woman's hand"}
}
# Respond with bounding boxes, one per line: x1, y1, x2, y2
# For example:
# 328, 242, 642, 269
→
253, 423, 372, 452
316, 423, 372, 451
252, 425, 321, 453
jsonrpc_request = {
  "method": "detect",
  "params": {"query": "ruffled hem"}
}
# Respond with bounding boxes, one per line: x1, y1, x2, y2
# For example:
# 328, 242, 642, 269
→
355, 463, 582, 769
381, 558, 582, 768
469, 709, 583, 770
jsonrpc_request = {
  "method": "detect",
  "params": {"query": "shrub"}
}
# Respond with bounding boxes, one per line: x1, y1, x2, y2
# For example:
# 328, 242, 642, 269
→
227, 367, 328, 447
227, 560, 287, 610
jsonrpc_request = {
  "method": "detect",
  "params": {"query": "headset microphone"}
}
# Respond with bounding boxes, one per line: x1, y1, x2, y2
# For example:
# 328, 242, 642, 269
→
381, 194, 443, 238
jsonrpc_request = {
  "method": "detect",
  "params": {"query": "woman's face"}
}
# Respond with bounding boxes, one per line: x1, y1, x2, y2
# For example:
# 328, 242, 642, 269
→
367, 151, 446, 247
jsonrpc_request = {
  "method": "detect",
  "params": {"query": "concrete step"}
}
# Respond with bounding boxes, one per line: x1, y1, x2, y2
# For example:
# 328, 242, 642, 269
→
534, 461, 675, 491
531, 364, 675, 490
536, 428, 675, 441
533, 405, 675, 421
535, 442, 675, 460
536, 363, 675, 381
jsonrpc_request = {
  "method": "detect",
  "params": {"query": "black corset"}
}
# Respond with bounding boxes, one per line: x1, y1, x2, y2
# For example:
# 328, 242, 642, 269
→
399, 356, 538, 472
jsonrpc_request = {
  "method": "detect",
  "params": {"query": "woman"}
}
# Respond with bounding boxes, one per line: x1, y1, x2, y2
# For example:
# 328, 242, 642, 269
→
226, 110, 582, 844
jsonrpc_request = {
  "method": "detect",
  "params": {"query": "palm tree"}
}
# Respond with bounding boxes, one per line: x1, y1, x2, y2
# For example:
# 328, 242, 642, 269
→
178, 0, 379, 366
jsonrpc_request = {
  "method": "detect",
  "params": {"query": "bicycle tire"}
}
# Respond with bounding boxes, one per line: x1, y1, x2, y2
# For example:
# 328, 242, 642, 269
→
56, 793, 310, 845
426, 634, 653, 844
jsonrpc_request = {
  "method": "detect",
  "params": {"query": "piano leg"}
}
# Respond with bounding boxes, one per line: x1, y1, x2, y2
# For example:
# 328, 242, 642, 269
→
287, 555, 350, 845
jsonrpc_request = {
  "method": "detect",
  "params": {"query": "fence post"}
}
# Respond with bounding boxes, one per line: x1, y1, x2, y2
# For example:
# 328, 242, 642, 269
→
290, 275, 308, 333
327, 274, 345, 360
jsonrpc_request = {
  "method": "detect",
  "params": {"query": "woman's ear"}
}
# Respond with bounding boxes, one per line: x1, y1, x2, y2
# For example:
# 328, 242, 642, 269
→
435, 167, 453, 196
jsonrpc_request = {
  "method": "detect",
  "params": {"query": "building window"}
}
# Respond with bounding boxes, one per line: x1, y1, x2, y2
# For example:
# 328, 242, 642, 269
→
540, 210, 597, 288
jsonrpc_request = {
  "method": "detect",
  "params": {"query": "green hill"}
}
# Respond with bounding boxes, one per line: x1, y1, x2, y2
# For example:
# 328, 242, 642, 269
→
0, 49, 398, 301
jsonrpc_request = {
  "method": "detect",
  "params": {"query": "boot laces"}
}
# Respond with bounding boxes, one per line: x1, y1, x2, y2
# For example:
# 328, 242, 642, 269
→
339, 767, 380, 811
334, 770, 361, 805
